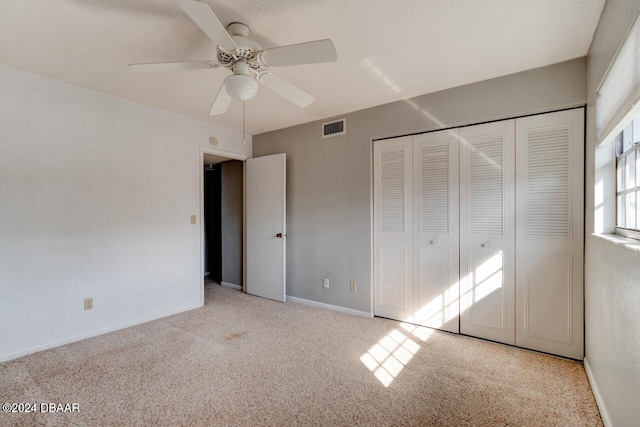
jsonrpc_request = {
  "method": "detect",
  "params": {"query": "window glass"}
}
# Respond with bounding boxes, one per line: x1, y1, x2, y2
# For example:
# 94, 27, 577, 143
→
625, 150, 636, 190
626, 192, 636, 228
617, 192, 624, 227
637, 148, 640, 175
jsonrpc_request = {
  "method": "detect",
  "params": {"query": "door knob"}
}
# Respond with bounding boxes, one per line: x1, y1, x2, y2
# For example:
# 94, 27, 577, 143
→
430, 239, 439, 244
276, 233, 285, 238
481, 241, 490, 248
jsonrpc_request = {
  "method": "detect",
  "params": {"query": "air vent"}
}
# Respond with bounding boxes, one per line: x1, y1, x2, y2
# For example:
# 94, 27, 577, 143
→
322, 118, 346, 138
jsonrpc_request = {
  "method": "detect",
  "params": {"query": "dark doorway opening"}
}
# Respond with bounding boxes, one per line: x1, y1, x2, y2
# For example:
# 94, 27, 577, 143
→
203, 160, 244, 289
204, 164, 222, 282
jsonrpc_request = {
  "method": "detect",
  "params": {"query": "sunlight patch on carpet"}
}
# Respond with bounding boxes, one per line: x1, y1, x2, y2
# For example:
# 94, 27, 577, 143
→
360, 323, 433, 387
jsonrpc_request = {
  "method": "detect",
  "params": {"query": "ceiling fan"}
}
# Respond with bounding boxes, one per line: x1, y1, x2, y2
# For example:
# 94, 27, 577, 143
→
129, 0, 337, 116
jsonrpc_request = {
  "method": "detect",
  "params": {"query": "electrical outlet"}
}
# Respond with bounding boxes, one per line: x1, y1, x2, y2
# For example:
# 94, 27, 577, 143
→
323, 278, 330, 289
84, 297, 93, 311
350, 281, 357, 292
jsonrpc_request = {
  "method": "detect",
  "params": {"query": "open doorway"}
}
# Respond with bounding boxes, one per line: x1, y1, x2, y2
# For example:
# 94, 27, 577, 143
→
200, 148, 246, 303
204, 157, 243, 288
200, 148, 287, 305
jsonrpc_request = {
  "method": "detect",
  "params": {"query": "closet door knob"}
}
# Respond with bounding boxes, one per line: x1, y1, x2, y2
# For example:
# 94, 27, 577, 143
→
430, 239, 439, 244
481, 241, 490, 248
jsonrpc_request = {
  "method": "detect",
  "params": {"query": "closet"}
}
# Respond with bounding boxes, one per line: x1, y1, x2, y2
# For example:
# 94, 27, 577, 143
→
373, 108, 584, 359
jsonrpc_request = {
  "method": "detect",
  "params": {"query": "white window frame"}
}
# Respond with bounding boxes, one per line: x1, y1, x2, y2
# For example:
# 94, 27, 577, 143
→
615, 120, 640, 237
596, 11, 640, 241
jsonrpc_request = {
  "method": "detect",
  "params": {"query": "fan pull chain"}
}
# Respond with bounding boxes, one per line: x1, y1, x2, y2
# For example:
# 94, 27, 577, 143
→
242, 101, 246, 144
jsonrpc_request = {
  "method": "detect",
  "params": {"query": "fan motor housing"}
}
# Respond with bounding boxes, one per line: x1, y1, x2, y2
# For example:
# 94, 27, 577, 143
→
218, 22, 262, 70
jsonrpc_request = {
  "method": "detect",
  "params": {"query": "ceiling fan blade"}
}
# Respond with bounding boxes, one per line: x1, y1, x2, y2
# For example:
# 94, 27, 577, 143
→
257, 72, 315, 108
174, 0, 237, 51
210, 83, 232, 116
129, 61, 219, 73
258, 39, 337, 67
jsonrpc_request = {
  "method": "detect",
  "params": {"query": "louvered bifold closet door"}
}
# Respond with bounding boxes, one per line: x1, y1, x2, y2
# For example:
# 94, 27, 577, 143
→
515, 109, 584, 359
374, 136, 414, 322
459, 120, 516, 345
412, 130, 460, 332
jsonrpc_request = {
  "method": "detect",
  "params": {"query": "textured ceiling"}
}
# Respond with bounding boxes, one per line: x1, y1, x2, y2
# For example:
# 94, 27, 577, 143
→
0, 0, 605, 135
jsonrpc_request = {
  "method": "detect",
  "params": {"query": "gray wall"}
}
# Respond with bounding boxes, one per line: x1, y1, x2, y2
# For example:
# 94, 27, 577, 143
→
253, 57, 586, 313
221, 160, 243, 286
584, 1, 640, 426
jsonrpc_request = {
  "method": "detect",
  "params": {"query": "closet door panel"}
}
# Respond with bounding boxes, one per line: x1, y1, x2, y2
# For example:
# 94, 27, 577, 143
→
413, 131, 460, 332
378, 245, 410, 313
374, 136, 413, 321
463, 249, 508, 330
415, 247, 458, 330
521, 254, 572, 342
460, 120, 515, 345
515, 108, 584, 359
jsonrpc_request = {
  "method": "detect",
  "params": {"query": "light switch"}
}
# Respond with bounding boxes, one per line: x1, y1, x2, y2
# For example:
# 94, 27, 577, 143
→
190, 215, 196, 225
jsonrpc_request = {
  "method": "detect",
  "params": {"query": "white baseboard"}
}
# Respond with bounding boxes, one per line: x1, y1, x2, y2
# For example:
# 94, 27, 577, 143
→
221, 281, 242, 290
584, 357, 611, 427
0, 303, 202, 363
286, 295, 373, 319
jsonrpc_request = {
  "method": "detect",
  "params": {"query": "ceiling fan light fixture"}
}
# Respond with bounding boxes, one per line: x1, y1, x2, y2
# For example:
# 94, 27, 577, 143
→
224, 73, 258, 101
132, 2, 338, 116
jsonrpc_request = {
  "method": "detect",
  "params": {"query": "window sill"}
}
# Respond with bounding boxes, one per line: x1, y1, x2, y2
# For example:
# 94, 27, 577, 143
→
615, 227, 640, 240
591, 232, 640, 253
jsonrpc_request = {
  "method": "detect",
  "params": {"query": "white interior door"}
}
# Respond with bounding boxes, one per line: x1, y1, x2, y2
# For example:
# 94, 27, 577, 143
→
460, 120, 516, 345
246, 153, 286, 302
515, 109, 584, 359
373, 136, 414, 322
412, 130, 460, 332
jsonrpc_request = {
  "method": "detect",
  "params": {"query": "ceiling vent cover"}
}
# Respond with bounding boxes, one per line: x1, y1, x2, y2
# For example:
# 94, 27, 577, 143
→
322, 118, 346, 138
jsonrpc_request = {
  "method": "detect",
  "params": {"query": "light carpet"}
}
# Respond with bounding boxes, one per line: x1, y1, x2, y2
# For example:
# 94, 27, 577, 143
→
0, 283, 602, 426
